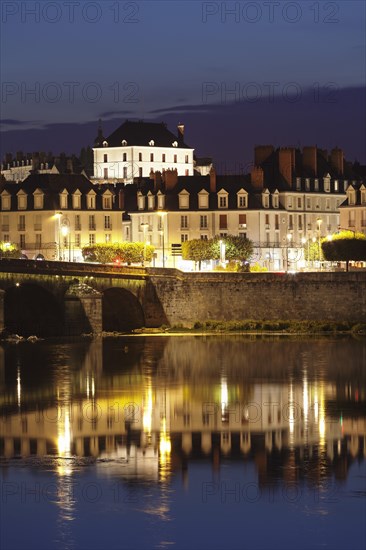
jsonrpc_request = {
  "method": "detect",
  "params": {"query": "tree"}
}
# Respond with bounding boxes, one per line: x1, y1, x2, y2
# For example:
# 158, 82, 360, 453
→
304, 239, 324, 262
82, 242, 155, 265
0, 242, 20, 259
212, 235, 253, 263
181, 239, 212, 269
322, 231, 366, 271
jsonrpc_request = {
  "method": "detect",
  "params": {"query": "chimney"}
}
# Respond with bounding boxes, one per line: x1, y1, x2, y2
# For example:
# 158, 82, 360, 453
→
164, 168, 178, 190
118, 189, 124, 210
254, 145, 274, 166
251, 166, 264, 190
177, 123, 185, 143
154, 170, 163, 191
330, 147, 344, 175
302, 146, 317, 176
149, 169, 155, 180
209, 166, 216, 193
66, 158, 73, 173
279, 148, 294, 187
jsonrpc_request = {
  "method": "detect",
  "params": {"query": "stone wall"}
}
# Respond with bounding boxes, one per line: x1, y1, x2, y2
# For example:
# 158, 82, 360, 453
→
149, 272, 366, 326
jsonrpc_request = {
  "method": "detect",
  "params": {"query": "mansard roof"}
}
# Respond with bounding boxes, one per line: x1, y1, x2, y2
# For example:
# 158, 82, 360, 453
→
100, 120, 192, 149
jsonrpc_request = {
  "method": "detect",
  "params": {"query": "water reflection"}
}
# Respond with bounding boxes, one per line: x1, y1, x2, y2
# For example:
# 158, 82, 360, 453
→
0, 336, 365, 549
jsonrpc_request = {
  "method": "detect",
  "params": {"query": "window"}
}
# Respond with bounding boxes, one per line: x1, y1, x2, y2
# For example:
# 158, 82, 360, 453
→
219, 196, 227, 208
238, 195, 247, 208
181, 215, 188, 229
139, 167, 143, 178
103, 196, 112, 209
275, 214, 279, 230
1, 194, 10, 210
288, 196, 292, 208
326, 198, 330, 210
185, 169, 189, 176
174, 154, 177, 163
305, 178, 310, 191
105, 234, 111, 243
123, 167, 127, 179
185, 155, 189, 163
103, 168, 108, 179
73, 193, 81, 209
200, 215, 208, 229
75, 215, 81, 231
265, 214, 270, 229
138, 193, 145, 210
200, 234, 208, 240
178, 191, 189, 209
150, 153, 154, 162
1, 215, 9, 231
239, 232, 247, 239
297, 197, 302, 208
104, 154, 108, 162
139, 152, 142, 161
18, 215, 25, 231
288, 215, 293, 230
20, 234, 26, 248
298, 215, 303, 229
75, 234, 81, 247
272, 193, 279, 208
34, 192, 44, 209
147, 194, 155, 210
239, 214, 247, 228
17, 193, 27, 210
123, 153, 127, 162
296, 177, 301, 190
89, 215, 96, 230
306, 198, 311, 209
181, 234, 188, 242
219, 214, 227, 229
35, 234, 42, 247
334, 180, 338, 192
3, 234, 9, 242
89, 234, 95, 245
314, 179, 319, 191
162, 154, 166, 162
34, 214, 42, 231
87, 194, 95, 209
104, 216, 111, 229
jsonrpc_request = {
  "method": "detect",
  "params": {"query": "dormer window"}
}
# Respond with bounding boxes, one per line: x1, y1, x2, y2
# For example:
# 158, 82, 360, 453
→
1, 191, 11, 210
17, 191, 27, 210
122, 140, 127, 146
305, 178, 310, 191
237, 189, 248, 209
157, 191, 165, 210
149, 140, 155, 146
272, 190, 279, 208
103, 191, 113, 209
73, 190, 81, 209
360, 185, 366, 205
179, 190, 190, 209
198, 190, 209, 209
218, 190, 228, 209
137, 192, 145, 210
87, 191, 96, 209
59, 190, 68, 209
296, 177, 301, 190
314, 178, 319, 191
324, 175, 331, 193
147, 192, 155, 210
262, 189, 270, 208
172, 141, 178, 147
348, 187, 356, 206
33, 189, 44, 209
103, 141, 108, 147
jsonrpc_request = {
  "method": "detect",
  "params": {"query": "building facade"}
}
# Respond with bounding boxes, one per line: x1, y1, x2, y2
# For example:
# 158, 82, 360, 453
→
93, 120, 194, 184
0, 174, 124, 261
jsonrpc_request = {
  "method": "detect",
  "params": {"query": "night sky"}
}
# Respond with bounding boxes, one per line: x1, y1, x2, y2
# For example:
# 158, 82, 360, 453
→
1, 0, 365, 169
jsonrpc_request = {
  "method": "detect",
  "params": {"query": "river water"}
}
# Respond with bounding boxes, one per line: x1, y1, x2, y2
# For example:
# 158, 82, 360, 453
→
0, 335, 365, 550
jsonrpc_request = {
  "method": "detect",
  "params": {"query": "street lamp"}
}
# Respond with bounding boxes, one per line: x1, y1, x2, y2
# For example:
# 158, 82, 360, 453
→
140, 222, 149, 265
55, 212, 62, 260
157, 212, 167, 268
316, 218, 323, 270
286, 233, 292, 272
219, 239, 226, 268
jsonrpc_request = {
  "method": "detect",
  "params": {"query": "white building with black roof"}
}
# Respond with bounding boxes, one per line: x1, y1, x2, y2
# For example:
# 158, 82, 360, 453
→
93, 119, 194, 183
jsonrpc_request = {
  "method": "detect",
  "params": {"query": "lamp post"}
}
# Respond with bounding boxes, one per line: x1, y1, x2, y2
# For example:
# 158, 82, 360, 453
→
55, 212, 62, 260
316, 218, 323, 270
286, 233, 292, 272
219, 239, 226, 268
61, 224, 70, 262
158, 212, 167, 268
140, 222, 149, 265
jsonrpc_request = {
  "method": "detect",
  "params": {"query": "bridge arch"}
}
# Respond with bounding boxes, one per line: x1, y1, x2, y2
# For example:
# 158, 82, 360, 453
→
102, 287, 145, 332
4, 283, 64, 337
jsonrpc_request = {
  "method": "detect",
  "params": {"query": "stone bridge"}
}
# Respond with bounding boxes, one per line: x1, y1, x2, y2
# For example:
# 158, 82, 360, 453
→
0, 259, 365, 336
0, 259, 169, 336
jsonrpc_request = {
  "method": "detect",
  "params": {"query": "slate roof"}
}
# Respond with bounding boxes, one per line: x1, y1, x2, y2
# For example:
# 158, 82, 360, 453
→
98, 120, 192, 149
0, 174, 125, 211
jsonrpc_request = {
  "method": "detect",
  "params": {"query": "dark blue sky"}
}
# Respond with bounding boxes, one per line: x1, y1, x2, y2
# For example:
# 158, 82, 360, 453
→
1, 0, 365, 167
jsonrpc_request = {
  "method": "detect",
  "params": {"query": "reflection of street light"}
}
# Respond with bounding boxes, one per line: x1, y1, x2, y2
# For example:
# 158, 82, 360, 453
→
140, 222, 149, 265
157, 212, 167, 268
286, 233, 292, 271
